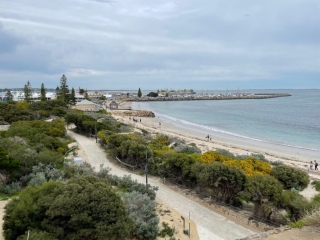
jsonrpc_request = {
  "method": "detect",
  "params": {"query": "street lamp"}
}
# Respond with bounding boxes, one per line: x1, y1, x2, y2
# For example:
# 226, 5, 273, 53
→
95, 118, 97, 143
145, 141, 150, 185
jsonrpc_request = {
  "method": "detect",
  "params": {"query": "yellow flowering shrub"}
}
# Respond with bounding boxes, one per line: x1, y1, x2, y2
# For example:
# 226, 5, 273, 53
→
199, 151, 271, 176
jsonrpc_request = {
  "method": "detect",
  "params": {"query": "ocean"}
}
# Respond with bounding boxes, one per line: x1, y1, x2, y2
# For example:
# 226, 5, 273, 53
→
132, 89, 320, 154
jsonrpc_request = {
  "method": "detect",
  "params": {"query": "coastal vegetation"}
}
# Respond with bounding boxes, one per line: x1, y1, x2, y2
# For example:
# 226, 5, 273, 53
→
0, 78, 160, 240
0, 79, 318, 238
97, 128, 319, 225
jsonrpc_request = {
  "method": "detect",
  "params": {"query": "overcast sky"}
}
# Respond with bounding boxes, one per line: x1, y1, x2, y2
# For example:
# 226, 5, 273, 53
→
0, 0, 319, 90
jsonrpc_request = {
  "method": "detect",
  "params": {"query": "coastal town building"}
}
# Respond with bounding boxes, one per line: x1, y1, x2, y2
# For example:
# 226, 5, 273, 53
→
109, 101, 119, 110
73, 99, 101, 112
158, 89, 195, 97
0, 91, 56, 102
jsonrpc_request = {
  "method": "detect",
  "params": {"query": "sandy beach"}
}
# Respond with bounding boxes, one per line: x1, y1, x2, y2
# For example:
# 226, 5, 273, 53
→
110, 104, 320, 181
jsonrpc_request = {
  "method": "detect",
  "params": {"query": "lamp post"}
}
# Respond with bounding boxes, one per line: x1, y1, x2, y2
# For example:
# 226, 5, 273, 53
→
95, 117, 97, 143
145, 141, 150, 185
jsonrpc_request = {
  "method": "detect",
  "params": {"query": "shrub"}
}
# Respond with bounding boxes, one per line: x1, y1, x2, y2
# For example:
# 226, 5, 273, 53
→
280, 190, 311, 221
200, 152, 271, 176
27, 172, 46, 187
289, 219, 306, 228
245, 175, 283, 220
17, 231, 56, 240
173, 143, 201, 154
311, 181, 320, 191
303, 208, 320, 227
193, 162, 247, 204
3, 176, 135, 240
0, 181, 21, 195
250, 153, 268, 162
271, 160, 284, 166
158, 222, 175, 238
271, 165, 309, 190
216, 148, 235, 158
123, 191, 159, 240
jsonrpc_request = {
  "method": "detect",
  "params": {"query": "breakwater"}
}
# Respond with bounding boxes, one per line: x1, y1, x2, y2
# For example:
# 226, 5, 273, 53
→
126, 93, 291, 102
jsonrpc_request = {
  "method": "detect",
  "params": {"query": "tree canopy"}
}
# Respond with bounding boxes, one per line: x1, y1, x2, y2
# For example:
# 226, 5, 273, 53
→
271, 165, 309, 190
137, 88, 142, 98
40, 83, 46, 101
3, 176, 135, 240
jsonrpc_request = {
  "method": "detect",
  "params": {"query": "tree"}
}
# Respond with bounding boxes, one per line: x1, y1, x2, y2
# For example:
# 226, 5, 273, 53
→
0, 146, 21, 186
137, 88, 142, 98
24, 81, 32, 103
58, 74, 70, 103
147, 92, 158, 97
3, 176, 135, 240
84, 90, 89, 100
245, 175, 283, 220
5, 89, 13, 101
279, 190, 310, 222
79, 88, 85, 95
70, 88, 76, 105
271, 165, 309, 190
162, 152, 196, 185
40, 83, 46, 101
193, 162, 247, 204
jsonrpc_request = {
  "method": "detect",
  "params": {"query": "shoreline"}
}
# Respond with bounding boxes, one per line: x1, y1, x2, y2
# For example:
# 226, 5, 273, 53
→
110, 104, 320, 180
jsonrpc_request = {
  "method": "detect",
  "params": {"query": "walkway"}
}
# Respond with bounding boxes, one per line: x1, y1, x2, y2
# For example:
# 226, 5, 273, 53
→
67, 131, 255, 240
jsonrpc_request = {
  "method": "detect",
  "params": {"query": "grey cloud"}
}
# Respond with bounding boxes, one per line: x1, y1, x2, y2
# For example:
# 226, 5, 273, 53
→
0, 0, 319, 89
0, 23, 22, 54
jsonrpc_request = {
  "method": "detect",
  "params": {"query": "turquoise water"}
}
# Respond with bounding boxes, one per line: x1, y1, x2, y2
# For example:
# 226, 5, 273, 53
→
133, 90, 320, 151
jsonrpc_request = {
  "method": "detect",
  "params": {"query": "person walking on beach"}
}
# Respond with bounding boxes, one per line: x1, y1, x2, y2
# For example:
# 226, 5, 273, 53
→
310, 161, 313, 171
314, 160, 318, 170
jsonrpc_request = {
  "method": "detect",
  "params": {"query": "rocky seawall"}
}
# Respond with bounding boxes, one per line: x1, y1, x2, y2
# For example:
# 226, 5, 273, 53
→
125, 93, 291, 102
110, 110, 155, 118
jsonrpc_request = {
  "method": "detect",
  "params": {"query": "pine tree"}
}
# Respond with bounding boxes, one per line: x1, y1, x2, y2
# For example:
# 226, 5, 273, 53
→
24, 81, 32, 103
84, 90, 89, 100
55, 86, 60, 99
59, 74, 70, 103
5, 89, 13, 101
70, 88, 76, 105
138, 88, 142, 98
40, 83, 46, 101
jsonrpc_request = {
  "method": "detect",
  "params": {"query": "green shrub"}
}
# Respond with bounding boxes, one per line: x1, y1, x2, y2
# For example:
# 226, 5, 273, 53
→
17, 230, 56, 240
216, 148, 235, 158
280, 190, 310, 221
304, 208, 320, 228
123, 191, 159, 240
311, 181, 320, 191
271, 165, 309, 190
271, 160, 284, 166
289, 219, 306, 228
158, 222, 175, 238
0, 181, 21, 195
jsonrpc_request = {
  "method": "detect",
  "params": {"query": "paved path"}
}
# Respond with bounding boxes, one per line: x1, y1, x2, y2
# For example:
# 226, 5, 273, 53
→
68, 131, 255, 240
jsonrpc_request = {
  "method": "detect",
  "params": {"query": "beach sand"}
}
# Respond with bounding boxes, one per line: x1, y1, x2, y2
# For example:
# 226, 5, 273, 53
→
111, 108, 320, 182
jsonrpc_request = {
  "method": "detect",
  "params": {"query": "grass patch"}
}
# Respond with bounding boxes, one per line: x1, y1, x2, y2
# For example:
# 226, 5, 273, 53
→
289, 219, 306, 228
311, 181, 320, 191
158, 222, 176, 238
0, 192, 19, 201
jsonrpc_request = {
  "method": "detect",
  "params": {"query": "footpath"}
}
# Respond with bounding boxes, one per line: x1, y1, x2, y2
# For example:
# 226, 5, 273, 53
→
67, 131, 255, 240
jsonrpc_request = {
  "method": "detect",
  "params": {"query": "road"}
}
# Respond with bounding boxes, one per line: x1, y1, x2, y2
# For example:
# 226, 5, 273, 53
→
67, 131, 255, 240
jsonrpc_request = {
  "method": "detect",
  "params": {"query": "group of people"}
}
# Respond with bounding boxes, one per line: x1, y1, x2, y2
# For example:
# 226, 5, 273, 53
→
206, 134, 212, 141
310, 160, 319, 170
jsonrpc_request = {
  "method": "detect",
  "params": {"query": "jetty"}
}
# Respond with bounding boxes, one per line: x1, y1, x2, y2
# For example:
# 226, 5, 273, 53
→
126, 93, 291, 102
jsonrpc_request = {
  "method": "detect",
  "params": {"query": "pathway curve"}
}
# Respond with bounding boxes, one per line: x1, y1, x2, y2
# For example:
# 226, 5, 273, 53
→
67, 131, 256, 240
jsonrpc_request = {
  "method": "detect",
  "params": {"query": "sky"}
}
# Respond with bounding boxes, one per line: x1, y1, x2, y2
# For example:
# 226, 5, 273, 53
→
0, 0, 319, 90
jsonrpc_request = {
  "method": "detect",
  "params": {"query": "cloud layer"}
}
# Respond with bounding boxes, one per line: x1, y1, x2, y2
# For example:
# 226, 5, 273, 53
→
0, 0, 319, 90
